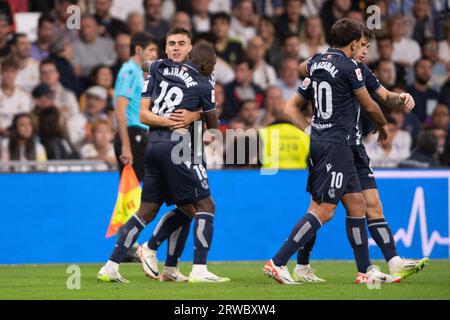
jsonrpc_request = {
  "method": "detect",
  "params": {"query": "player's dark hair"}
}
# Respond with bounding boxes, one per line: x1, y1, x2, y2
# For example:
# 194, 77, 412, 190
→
166, 26, 192, 40
130, 32, 158, 56
235, 55, 255, 70
191, 42, 216, 63
211, 11, 231, 25
362, 25, 375, 44
330, 18, 364, 48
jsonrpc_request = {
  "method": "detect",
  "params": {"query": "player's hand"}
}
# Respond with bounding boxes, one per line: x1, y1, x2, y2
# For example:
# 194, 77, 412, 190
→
375, 124, 389, 144
169, 109, 201, 129
120, 145, 133, 165
399, 93, 415, 111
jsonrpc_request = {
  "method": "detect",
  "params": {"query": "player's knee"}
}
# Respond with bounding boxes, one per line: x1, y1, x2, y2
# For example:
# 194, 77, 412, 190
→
196, 197, 216, 214
136, 203, 159, 223
345, 193, 366, 218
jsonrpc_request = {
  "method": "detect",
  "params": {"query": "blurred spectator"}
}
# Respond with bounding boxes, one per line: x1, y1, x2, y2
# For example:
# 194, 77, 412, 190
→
275, 0, 305, 40
48, 37, 79, 95
364, 115, 412, 168
389, 106, 421, 148
171, 11, 193, 31
72, 14, 116, 78
275, 34, 301, 68
0, 113, 47, 171
94, 0, 128, 39
211, 12, 245, 68
429, 104, 450, 134
126, 11, 145, 36
407, 38, 447, 92
112, 33, 131, 81
68, 86, 110, 148
38, 106, 79, 160
389, 15, 421, 68
438, 21, 450, 64
301, 0, 327, 17
193, 32, 234, 85
0, 58, 32, 137
298, 16, 329, 60
388, 0, 414, 16
427, 126, 447, 157
80, 118, 117, 170
439, 62, 450, 108
0, 13, 11, 57
259, 92, 310, 169
40, 58, 80, 120
246, 35, 277, 90
369, 34, 407, 87
52, 0, 79, 44
320, 0, 351, 45
31, 14, 55, 62
144, 0, 170, 42
374, 59, 396, 89
222, 57, 264, 120
405, 0, 441, 46
191, 0, 211, 33
260, 85, 285, 127
408, 58, 440, 123
257, 16, 281, 67
224, 100, 261, 169
276, 58, 299, 102
30, 84, 56, 127
81, 65, 115, 112
398, 130, 441, 168
10, 33, 40, 92
215, 83, 227, 129
229, 0, 257, 47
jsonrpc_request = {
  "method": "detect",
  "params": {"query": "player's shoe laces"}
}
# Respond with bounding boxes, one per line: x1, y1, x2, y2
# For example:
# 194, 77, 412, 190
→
137, 243, 159, 279
97, 266, 129, 283
188, 269, 230, 283
160, 267, 189, 282
263, 260, 300, 285
292, 265, 326, 283
389, 257, 430, 279
356, 267, 401, 284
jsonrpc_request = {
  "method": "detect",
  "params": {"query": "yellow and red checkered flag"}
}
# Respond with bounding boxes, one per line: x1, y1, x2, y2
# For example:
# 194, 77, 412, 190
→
106, 165, 141, 238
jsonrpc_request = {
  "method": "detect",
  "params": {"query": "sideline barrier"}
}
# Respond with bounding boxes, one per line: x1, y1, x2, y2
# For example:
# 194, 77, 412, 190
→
0, 170, 449, 264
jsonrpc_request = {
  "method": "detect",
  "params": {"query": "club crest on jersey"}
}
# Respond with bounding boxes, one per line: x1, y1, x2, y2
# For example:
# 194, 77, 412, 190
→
300, 77, 311, 90
328, 188, 336, 199
355, 68, 363, 81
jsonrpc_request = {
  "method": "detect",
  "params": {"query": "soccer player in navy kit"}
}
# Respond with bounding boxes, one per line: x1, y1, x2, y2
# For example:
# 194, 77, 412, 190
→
263, 19, 398, 284
284, 28, 429, 283
98, 29, 229, 283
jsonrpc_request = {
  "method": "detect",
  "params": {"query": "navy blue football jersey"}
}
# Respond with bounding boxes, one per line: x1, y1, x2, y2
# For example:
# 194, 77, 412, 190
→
142, 58, 216, 141
305, 48, 366, 144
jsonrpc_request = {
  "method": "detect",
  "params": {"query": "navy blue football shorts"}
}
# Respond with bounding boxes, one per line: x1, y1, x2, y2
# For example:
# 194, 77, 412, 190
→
351, 144, 377, 190
141, 140, 211, 206
307, 140, 361, 205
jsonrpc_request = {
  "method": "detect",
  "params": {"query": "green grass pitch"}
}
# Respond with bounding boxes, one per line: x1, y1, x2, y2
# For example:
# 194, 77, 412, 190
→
1, 261, 449, 300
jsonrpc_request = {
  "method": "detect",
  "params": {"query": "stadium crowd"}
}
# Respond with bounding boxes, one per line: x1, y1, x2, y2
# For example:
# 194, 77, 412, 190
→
0, 0, 449, 172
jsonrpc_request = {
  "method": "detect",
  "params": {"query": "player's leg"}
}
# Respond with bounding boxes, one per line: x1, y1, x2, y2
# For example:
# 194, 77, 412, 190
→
342, 192, 400, 283
188, 196, 230, 283
98, 202, 161, 283
160, 219, 192, 282
263, 200, 335, 284
293, 234, 325, 282
364, 188, 429, 279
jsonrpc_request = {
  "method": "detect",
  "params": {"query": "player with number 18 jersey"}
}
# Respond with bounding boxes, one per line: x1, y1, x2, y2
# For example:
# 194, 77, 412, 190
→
141, 58, 216, 206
